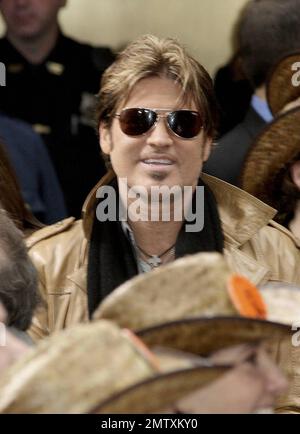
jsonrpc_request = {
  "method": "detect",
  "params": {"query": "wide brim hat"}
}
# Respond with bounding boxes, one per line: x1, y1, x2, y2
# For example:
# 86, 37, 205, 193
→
0, 314, 291, 414
267, 52, 300, 116
93, 252, 300, 329
240, 106, 300, 206
0, 321, 159, 414
0, 317, 256, 415
92, 366, 235, 414
258, 282, 300, 325
93, 316, 291, 414
137, 316, 291, 356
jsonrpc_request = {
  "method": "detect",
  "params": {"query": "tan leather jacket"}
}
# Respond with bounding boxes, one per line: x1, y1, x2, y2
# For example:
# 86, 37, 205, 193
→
27, 173, 300, 412
27, 172, 300, 339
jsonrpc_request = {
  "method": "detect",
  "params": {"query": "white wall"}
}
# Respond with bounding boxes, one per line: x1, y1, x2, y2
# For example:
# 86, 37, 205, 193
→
0, 0, 249, 75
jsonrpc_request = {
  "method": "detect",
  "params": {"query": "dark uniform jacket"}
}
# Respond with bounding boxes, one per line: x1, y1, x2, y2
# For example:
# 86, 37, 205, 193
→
0, 32, 115, 217
203, 107, 266, 186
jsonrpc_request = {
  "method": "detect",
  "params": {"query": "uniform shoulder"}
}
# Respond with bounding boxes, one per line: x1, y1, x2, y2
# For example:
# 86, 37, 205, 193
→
0, 113, 33, 134
0, 114, 43, 146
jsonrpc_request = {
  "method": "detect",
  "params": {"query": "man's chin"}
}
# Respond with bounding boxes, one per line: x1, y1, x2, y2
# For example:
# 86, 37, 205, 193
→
12, 24, 42, 41
149, 170, 171, 181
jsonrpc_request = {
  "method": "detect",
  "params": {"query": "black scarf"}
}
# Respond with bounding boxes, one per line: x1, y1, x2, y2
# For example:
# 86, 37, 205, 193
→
87, 178, 224, 317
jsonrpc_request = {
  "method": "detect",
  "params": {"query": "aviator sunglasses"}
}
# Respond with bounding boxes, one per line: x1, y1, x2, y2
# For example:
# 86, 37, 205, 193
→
114, 108, 203, 139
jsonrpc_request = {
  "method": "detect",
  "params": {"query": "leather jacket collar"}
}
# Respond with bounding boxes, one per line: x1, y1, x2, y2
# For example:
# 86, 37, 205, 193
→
82, 171, 277, 247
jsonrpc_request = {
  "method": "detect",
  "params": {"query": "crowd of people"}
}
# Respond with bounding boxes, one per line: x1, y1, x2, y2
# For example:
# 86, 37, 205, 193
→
0, 0, 300, 414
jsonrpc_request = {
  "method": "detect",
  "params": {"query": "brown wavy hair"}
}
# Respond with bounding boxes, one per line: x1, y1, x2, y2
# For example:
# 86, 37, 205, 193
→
96, 34, 218, 138
266, 152, 300, 227
0, 140, 42, 233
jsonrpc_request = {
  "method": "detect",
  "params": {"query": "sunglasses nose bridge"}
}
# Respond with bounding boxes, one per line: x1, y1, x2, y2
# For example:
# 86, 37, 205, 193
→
154, 113, 172, 131
152, 112, 172, 133
155, 113, 169, 119
154, 113, 168, 126
146, 114, 174, 145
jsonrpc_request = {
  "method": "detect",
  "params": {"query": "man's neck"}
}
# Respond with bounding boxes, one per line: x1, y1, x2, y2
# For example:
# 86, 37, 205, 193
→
6, 25, 60, 65
254, 85, 267, 101
128, 219, 183, 257
118, 180, 196, 256
252, 84, 273, 122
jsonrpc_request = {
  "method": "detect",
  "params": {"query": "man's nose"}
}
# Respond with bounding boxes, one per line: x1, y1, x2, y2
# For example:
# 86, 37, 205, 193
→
265, 365, 288, 396
146, 117, 174, 148
256, 346, 288, 396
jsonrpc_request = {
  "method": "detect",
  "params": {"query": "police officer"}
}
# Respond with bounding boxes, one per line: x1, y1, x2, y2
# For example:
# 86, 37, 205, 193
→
0, 0, 115, 218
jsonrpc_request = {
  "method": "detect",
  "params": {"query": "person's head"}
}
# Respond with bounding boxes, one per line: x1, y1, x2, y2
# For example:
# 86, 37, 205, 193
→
0, 209, 40, 331
0, 0, 66, 41
97, 35, 218, 192
238, 0, 300, 89
173, 343, 287, 414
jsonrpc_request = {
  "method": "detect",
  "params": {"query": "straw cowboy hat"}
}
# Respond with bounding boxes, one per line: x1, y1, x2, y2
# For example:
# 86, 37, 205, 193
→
91, 252, 300, 414
0, 253, 296, 414
137, 316, 290, 357
93, 253, 237, 329
0, 320, 157, 413
0, 318, 242, 414
0, 315, 290, 414
240, 107, 300, 206
93, 317, 290, 414
258, 282, 300, 325
93, 365, 228, 414
1, 316, 278, 415
267, 51, 300, 116
93, 252, 300, 329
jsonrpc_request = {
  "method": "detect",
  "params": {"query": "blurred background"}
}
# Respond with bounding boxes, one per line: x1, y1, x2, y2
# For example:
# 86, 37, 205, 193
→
0, 0, 249, 75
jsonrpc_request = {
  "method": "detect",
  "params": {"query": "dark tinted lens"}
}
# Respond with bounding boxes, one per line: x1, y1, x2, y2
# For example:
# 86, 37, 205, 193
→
119, 108, 156, 136
168, 111, 202, 138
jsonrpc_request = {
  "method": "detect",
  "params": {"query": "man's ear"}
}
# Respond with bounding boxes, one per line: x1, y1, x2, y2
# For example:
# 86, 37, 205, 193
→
99, 122, 112, 155
202, 136, 213, 162
290, 160, 300, 190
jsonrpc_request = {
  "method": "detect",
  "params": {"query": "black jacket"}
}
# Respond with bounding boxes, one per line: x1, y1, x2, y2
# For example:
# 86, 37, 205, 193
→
0, 33, 115, 217
203, 107, 266, 186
